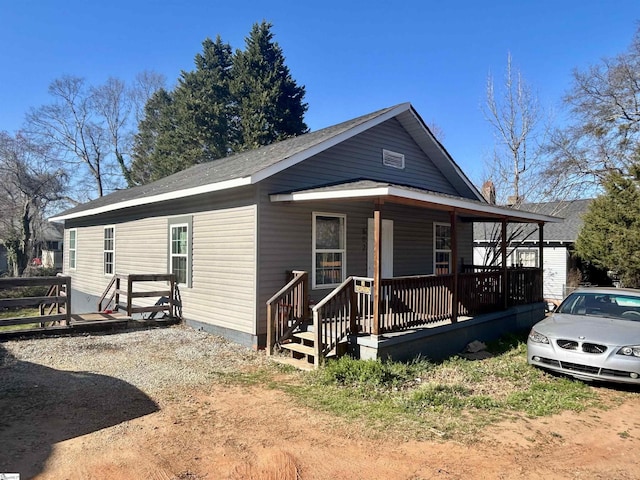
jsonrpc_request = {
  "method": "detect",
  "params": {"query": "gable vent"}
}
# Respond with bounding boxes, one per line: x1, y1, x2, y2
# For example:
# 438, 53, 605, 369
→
382, 149, 405, 169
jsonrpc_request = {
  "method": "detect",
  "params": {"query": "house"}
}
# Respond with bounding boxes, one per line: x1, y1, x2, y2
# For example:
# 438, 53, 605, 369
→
0, 222, 64, 275
49, 103, 559, 364
473, 199, 606, 306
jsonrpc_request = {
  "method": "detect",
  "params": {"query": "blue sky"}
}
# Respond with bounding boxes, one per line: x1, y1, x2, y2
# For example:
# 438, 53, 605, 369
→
1, 0, 639, 183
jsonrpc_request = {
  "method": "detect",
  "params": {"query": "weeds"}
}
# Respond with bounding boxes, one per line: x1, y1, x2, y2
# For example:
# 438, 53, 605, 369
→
272, 334, 608, 440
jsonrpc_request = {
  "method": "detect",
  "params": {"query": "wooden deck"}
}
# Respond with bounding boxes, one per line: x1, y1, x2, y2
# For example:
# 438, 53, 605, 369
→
70, 312, 131, 325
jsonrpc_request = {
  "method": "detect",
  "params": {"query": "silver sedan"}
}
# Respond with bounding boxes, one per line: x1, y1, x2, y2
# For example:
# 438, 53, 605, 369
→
527, 287, 640, 384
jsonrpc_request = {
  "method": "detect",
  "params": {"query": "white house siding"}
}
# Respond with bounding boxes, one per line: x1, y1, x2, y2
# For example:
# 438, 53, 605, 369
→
473, 245, 569, 302
542, 247, 568, 302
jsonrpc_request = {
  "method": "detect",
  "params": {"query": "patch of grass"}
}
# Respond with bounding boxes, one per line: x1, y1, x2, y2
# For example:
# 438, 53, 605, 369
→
0, 308, 41, 331
276, 335, 610, 441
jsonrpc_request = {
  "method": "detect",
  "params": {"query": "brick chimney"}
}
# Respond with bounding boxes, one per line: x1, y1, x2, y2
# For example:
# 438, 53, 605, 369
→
482, 181, 496, 205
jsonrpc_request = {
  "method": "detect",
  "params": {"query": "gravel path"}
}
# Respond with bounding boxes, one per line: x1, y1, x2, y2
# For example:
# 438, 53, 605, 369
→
0, 325, 270, 397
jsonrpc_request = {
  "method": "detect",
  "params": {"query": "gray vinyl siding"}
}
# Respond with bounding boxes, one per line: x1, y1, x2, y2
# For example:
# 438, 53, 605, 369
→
63, 187, 258, 335
256, 195, 473, 336
187, 205, 256, 334
268, 118, 461, 196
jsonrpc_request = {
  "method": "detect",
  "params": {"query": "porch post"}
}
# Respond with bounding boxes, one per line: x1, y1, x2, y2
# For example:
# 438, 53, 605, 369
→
538, 222, 544, 302
372, 201, 383, 336
450, 210, 458, 323
501, 219, 508, 309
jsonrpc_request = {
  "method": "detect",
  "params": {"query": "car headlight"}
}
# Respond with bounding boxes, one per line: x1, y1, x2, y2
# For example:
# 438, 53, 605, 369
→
528, 329, 549, 344
617, 346, 640, 357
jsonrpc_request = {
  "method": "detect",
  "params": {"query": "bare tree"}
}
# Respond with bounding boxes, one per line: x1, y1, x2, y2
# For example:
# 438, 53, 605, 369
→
478, 54, 559, 267
0, 132, 66, 275
483, 53, 548, 206
26, 73, 165, 200
543, 27, 640, 197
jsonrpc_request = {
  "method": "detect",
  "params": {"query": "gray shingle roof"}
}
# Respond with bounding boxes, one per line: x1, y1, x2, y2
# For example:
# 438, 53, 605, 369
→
474, 199, 593, 243
51, 104, 404, 220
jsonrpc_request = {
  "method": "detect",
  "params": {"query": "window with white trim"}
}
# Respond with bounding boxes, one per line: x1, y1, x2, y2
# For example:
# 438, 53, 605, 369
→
313, 213, 346, 288
69, 229, 77, 270
103, 226, 115, 275
513, 249, 538, 268
170, 223, 189, 286
434, 223, 451, 275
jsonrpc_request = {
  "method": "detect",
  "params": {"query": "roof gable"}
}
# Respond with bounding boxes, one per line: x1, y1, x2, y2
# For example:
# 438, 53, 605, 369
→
50, 103, 484, 222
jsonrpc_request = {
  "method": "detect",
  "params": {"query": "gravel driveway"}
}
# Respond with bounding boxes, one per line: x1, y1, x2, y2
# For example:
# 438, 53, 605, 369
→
0, 325, 269, 477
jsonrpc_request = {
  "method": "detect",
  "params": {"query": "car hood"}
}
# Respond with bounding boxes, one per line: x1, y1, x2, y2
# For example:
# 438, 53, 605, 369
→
534, 313, 640, 345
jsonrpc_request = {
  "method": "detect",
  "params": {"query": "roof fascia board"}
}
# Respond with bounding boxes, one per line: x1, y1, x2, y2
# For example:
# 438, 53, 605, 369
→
49, 177, 252, 222
250, 103, 411, 184
270, 185, 560, 223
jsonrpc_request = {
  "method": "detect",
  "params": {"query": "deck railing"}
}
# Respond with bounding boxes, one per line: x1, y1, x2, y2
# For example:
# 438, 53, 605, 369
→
380, 275, 454, 331
268, 267, 542, 363
97, 274, 179, 319
312, 276, 359, 366
266, 271, 309, 354
0, 276, 72, 329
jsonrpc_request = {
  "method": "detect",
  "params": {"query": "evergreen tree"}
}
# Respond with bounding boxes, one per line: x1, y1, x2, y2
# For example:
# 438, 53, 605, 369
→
575, 163, 640, 287
232, 21, 308, 149
173, 36, 235, 163
130, 88, 175, 184
131, 23, 308, 184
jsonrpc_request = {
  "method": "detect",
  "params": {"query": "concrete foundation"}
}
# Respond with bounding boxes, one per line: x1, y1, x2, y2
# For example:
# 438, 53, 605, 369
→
351, 302, 545, 362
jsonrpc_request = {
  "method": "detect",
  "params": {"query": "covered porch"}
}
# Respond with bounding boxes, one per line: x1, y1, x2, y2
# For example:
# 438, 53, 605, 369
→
266, 181, 559, 368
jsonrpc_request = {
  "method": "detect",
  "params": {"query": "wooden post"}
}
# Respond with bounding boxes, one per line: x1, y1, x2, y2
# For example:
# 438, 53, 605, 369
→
349, 281, 357, 334
115, 276, 121, 312
538, 222, 544, 302
372, 201, 383, 336
501, 219, 508, 309
64, 276, 72, 326
127, 275, 133, 316
450, 210, 459, 323
266, 302, 274, 356
169, 275, 176, 319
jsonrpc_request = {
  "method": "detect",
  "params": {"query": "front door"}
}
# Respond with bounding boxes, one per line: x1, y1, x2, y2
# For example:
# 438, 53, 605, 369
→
367, 218, 393, 278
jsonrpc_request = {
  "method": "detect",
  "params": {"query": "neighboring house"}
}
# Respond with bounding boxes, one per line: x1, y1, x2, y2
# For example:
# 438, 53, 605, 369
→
0, 222, 64, 275
474, 199, 599, 305
39, 222, 64, 271
50, 103, 558, 361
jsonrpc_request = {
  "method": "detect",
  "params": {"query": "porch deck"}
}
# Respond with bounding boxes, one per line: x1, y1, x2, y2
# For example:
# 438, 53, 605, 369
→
267, 268, 544, 368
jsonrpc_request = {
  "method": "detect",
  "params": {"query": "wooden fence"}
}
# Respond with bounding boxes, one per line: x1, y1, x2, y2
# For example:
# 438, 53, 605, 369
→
0, 276, 71, 329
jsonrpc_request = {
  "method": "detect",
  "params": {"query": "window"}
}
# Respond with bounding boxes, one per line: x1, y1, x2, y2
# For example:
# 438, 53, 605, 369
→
513, 249, 538, 268
103, 227, 115, 275
313, 213, 346, 288
434, 223, 451, 275
69, 229, 77, 270
170, 224, 189, 285
382, 149, 405, 169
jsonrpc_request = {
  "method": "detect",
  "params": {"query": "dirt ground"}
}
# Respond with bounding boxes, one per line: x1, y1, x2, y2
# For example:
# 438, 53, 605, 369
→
3, 330, 640, 479
19, 381, 640, 479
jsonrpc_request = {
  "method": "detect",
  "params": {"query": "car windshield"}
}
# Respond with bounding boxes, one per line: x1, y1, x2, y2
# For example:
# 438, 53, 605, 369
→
557, 292, 640, 321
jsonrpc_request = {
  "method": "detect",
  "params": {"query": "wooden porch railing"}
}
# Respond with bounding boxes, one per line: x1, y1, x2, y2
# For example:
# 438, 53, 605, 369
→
312, 276, 359, 367
379, 275, 454, 331
267, 267, 542, 365
266, 271, 309, 355
97, 274, 180, 319
0, 276, 72, 329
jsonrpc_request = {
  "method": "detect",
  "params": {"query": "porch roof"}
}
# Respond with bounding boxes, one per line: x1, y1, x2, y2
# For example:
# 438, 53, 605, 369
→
270, 180, 561, 224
